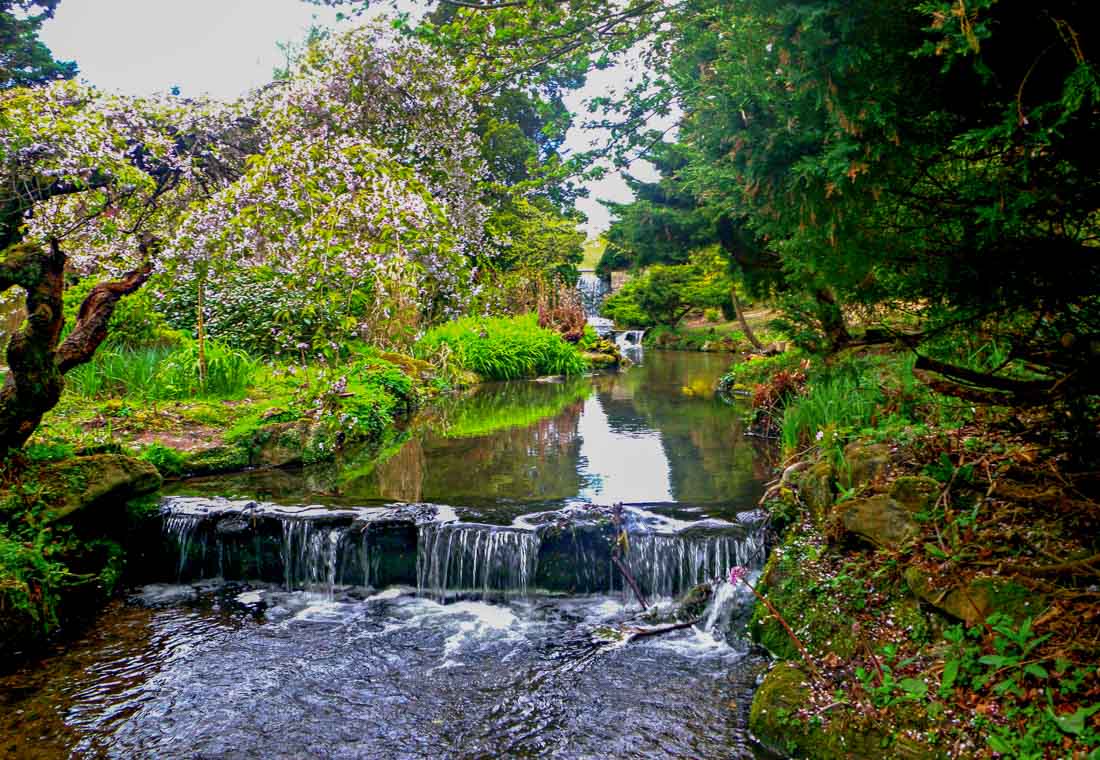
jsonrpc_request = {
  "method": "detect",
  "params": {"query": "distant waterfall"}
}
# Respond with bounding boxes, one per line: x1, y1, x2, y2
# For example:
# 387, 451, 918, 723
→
577, 271, 609, 317
615, 329, 645, 351
577, 270, 614, 336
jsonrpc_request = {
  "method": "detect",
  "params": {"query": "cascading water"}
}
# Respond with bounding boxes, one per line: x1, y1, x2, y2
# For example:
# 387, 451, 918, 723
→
417, 523, 541, 600
615, 329, 645, 351
281, 521, 354, 596
163, 514, 205, 581
158, 498, 768, 604
624, 531, 765, 600
577, 270, 614, 337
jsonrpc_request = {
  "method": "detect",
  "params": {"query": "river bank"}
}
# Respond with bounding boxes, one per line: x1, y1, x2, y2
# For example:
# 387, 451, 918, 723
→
732, 348, 1100, 758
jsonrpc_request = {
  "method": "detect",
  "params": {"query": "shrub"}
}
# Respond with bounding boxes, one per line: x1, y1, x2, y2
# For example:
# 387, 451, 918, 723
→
415, 313, 587, 381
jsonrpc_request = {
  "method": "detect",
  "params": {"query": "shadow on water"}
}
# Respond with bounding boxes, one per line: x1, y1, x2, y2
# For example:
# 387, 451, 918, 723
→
167, 351, 774, 525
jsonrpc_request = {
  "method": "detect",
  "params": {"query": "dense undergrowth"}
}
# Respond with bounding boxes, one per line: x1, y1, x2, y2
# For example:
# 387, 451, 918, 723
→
733, 346, 1100, 758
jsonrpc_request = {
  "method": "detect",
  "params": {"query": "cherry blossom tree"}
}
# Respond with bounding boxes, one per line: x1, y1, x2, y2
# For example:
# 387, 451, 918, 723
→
0, 21, 488, 455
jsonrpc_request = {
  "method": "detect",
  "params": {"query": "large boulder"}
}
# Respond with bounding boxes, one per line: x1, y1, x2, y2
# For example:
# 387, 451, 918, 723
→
33, 454, 162, 521
835, 493, 919, 549
840, 442, 892, 489
904, 568, 1041, 627
750, 663, 935, 759
889, 475, 941, 513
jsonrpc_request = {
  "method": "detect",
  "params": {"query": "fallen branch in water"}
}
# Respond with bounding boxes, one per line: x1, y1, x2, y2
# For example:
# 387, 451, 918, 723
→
623, 618, 701, 640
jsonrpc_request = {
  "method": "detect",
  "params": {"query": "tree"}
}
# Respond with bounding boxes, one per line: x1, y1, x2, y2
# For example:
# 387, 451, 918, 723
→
1, 0, 76, 89
603, 249, 730, 328
0, 82, 245, 453
427, 0, 1100, 401
0, 22, 489, 455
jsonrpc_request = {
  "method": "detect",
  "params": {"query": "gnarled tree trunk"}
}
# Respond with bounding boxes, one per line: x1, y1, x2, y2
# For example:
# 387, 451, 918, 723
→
0, 239, 152, 456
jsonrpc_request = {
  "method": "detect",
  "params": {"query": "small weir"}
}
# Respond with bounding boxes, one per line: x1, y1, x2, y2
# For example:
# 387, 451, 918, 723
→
159, 497, 768, 602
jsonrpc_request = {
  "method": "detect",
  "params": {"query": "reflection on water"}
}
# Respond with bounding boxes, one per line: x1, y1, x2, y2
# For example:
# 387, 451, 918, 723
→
168, 351, 769, 522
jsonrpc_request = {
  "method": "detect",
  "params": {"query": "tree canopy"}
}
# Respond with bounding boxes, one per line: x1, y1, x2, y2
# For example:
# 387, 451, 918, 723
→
422, 0, 1099, 403
0, 0, 76, 89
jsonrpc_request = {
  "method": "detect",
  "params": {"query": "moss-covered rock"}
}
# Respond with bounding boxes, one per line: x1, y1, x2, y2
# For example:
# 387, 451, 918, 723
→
749, 537, 859, 660
250, 420, 310, 468
29, 454, 162, 521
750, 663, 937, 759
582, 350, 619, 368
798, 459, 835, 526
840, 442, 892, 489
904, 568, 1042, 626
835, 494, 919, 549
180, 443, 251, 475
889, 476, 941, 513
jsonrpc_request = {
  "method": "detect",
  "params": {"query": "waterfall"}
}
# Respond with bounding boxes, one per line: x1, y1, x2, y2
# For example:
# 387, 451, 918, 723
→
615, 329, 645, 351
281, 521, 354, 596
163, 514, 205, 581
697, 581, 742, 641
577, 271, 609, 317
158, 498, 769, 604
577, 270, 614, 337
623, 531, 766, 600
417, 523, 541, 601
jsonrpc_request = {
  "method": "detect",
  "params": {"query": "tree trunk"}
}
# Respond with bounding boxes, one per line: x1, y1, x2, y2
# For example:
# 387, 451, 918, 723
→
814, 288, 851, 352
731, 286, 764, 350
0, 240, 152, 456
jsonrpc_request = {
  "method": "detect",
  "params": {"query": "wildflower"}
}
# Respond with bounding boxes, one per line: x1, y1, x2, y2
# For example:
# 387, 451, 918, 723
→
727, 566, 749, 585
815, 430, 824, 441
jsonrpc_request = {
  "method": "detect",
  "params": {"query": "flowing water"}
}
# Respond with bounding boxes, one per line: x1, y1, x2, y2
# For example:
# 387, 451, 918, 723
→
1, 351, 780, 759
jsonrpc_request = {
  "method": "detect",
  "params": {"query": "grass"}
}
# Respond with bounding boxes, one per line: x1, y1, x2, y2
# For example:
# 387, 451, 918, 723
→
65, 339, 258, 401
580, 236, 606, 269
415, 313, 588, 381
728, 349, 975, 456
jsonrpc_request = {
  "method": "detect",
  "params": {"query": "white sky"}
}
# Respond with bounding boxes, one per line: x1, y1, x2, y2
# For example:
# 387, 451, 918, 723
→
40, 0, 667, 235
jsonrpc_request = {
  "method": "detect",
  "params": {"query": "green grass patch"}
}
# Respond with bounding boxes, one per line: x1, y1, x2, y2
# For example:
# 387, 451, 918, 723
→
415, 313, 587, 381
66, 339, 258, 401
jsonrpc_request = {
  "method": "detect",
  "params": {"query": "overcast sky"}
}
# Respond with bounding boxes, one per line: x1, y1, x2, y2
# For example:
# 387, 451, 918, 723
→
40, 0, 663, 235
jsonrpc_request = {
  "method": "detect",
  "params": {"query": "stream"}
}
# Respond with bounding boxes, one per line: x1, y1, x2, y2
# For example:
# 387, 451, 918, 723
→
1, 351, 780, 759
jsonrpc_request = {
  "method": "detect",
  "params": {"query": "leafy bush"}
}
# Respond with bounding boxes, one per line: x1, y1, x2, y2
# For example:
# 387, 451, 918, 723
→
415, 313, 587, 380
157, 269, 361, 357
138, 443, 186, 477
602, 281, 655, 328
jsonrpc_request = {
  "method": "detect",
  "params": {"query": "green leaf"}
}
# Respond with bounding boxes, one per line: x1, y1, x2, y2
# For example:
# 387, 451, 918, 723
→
899, 678, 928, 698
1051, 704, 1100, 736
924, 542, 948, 559
1023, 663, 1048, 680
979, 654, 1014, 668
940, 659, 960, 694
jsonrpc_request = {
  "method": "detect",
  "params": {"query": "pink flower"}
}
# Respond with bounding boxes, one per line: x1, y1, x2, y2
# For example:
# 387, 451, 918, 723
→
727, 566, 749, 585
